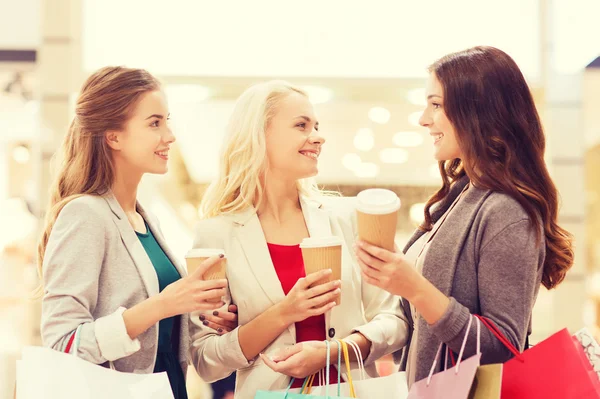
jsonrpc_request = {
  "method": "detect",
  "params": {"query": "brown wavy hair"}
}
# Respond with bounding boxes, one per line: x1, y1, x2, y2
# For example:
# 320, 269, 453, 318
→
34, 66, 160, 297
422, 46, 573, 290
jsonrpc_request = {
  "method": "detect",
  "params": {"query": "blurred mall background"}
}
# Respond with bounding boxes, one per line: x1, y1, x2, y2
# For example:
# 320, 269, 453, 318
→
1, 0, 599, 397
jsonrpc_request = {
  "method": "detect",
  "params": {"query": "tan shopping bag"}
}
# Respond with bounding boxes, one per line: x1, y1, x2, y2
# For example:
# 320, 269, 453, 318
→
468, 363, 502, 399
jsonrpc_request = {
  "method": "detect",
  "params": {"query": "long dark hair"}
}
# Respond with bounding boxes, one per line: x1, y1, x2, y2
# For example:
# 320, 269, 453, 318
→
422, 46, 573, 290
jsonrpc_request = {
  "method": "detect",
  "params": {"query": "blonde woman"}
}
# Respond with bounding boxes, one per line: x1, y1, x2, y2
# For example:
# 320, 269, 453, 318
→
38, 67, 228, 399
190, 81, 409, 398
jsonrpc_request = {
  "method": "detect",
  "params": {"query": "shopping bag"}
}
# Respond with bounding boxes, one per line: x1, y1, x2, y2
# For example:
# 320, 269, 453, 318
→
574, 327, 600, 382
255, 340, 354, 399
288, 340, 409, 399
476, 315, 600, 399
15, 346, 173, 399
408, 315, 481, 399
468, 363, 502, 399
342, 339, 408, 398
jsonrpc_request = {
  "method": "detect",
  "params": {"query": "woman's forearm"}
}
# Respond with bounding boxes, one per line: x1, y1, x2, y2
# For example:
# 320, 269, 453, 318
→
410, 275, 451, 325
122, 295, 165, 340
238, 303, 291, 361
329, 332, 372, 364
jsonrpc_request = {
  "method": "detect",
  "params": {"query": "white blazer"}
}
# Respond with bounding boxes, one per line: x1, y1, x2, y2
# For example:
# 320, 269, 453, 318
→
189, 196, 409, 399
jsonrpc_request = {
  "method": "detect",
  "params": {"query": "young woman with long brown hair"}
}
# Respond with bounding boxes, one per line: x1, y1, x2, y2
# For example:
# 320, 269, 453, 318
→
354, 46, 574, 386
38, 66, 228, 399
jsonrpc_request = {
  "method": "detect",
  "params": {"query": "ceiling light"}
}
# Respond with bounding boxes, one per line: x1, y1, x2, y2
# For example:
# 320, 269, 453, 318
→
353, 128, 375, 151
12, 145, 30, 164
354, 162, 380, 178
393, 131, 424, 147
368, 107, 391, 124
379, 148, 408, 164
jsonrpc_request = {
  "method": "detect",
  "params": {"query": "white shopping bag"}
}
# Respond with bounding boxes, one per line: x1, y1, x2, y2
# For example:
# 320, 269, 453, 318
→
16, 346, 174, 399
306, 372, 408, 398
574, 328, 600, 382
285, 340, 409, 399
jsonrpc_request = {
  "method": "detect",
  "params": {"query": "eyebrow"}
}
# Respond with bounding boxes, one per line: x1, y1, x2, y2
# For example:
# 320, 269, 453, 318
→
296, 115, 319, 128
427, 95, 442, 100
145, 113, 170, 120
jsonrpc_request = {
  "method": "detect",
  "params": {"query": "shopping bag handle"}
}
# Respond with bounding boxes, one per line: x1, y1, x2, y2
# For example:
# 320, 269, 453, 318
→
474, 314, 525, 362
456, 315, 481, 370
298, 339, 342, 398
339, 339, 358, 398
345, 339, 366, 380
426, 315, 481, 386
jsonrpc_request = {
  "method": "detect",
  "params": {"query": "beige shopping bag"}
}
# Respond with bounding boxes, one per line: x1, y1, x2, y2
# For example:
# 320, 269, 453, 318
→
468, 363, 502, 399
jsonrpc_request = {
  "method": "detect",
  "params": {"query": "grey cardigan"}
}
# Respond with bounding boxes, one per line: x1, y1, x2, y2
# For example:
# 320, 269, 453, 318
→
41, 193, 190, 375
397, 177, 545, 382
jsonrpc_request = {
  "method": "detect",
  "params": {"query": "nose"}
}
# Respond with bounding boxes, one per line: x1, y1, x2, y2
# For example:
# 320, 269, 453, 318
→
164, 125, 176, 144
419, 109, 431, 128
308, 130, 325, 146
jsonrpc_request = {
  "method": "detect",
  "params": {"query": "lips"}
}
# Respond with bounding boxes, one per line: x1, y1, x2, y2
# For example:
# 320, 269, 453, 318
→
155, 149, 169, 160
299, 150, 319, 160
431, 133, 444, 144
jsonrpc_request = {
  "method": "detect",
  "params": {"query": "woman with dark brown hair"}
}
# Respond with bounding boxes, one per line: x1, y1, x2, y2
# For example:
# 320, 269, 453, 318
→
354, 46, 574, 385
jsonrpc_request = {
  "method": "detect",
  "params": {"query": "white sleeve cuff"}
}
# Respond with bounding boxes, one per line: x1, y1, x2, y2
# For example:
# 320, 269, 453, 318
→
228, 326, 255, 368
94, 307, 141, 361
353, 323, 386, 365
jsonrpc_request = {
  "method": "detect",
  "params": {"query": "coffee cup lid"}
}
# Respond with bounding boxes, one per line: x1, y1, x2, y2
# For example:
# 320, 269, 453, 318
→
299, 236, 343, 249
185, 248, 225, 258
356, 189, 401, 214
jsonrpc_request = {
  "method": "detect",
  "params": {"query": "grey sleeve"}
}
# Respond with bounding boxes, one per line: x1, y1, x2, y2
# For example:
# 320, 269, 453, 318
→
41, 200, 141, 362
428, 219, 542, 364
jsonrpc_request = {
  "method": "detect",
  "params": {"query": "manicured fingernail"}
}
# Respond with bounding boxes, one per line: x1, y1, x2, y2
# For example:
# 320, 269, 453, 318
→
217, 328, 223, 333
199, 315, 205, 321
203, 320, 209, 326
213, 311, 219, 316
219, 254, 225, 258
324, 269, 332, 274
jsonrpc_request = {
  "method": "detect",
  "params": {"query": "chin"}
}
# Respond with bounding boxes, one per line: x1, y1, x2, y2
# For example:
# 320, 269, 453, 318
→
305, 168, 319, 178
433, 151, 450, 162
149, 167, 169, 175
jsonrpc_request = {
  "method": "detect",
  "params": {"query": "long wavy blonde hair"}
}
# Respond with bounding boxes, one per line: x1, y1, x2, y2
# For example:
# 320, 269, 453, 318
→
200, 80, 330, 218
34, 66, 160, 297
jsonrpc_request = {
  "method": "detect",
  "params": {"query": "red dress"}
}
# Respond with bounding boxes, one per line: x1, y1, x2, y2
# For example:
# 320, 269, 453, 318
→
267, 243, 341, 388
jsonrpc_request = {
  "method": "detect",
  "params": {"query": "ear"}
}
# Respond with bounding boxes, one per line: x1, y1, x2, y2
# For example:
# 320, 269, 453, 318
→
105, 130, 121, 151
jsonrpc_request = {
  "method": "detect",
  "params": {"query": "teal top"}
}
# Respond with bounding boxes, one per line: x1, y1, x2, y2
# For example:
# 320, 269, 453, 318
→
136, 222, 188, 399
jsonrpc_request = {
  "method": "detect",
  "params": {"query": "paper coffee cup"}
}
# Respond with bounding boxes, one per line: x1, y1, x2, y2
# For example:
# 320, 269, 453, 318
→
356, 189, 401, 251
300, 236, 343, 305
185, 248, 227, 303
